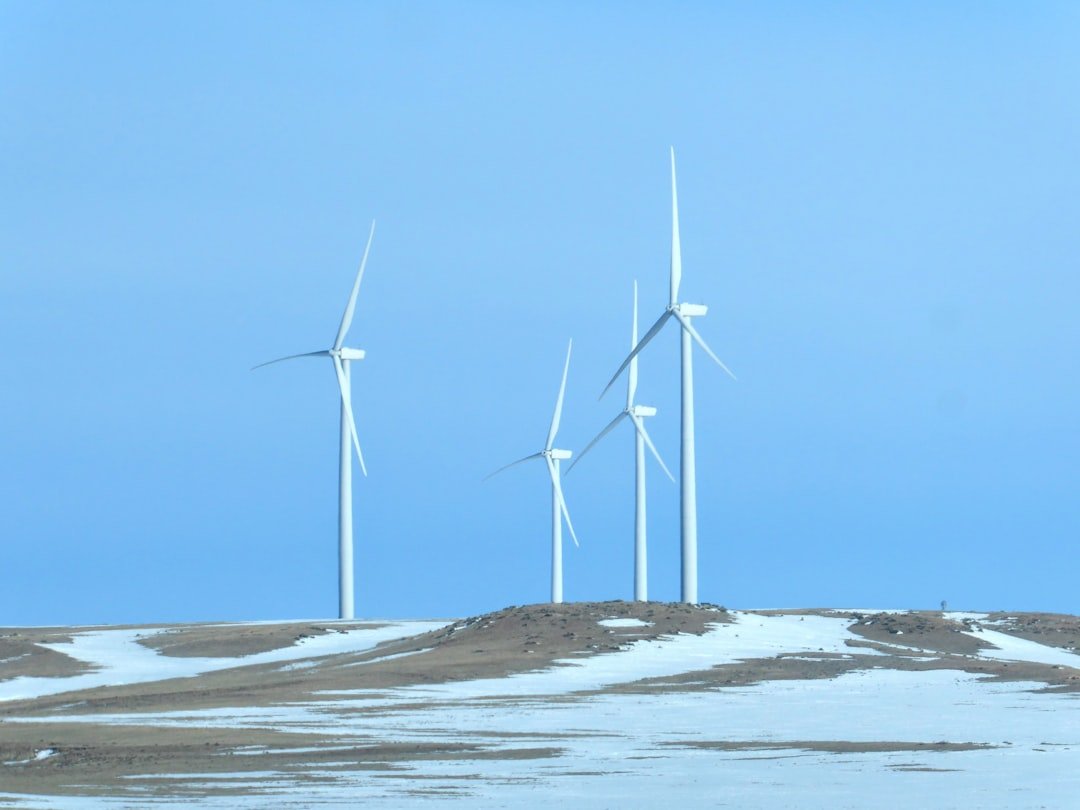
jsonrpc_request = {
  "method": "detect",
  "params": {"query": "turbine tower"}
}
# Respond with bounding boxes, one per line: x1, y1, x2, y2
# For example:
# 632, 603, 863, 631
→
602, 150, 736, 604
486, 340, 579, 603
254, 221, 376, 620
569, 282, 673, 601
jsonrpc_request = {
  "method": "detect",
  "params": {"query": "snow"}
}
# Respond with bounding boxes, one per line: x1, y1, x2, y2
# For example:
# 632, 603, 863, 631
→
6, 667, 1080, 809
3, 748, 55, 766
964, 627, 1080, 668
342, 647, 433, 667
944, 612, 990, 622
277, 660, 320, 672
4, 610, 1080, 808
0, 621, 448, 702
598, 618, 652, 628
361, 612, 882, 701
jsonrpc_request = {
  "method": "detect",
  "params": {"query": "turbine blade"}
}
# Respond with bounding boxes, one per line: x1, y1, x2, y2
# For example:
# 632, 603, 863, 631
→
546, 456, 579, 547
546, 339, 573, 450
627, 280, 639, 409
600, 311, 673, 399
332, 356, 368, 476
670, 147, 682, 307
630, 414, 675, 483
334, 220, 376, 350
672, 311, 737, 381
251, 350, 330, 371
567, 412, 627, 474
483, 452, 543, 482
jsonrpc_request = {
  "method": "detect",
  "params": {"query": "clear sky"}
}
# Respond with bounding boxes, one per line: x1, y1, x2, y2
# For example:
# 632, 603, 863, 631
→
3, 3, 1079, 624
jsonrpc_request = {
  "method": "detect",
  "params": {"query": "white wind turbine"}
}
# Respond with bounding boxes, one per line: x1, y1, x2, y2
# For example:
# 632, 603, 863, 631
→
602, 149, 736, 605
254, 221, 376, 620
569, 281, 673, 601
486, 340, 579, 603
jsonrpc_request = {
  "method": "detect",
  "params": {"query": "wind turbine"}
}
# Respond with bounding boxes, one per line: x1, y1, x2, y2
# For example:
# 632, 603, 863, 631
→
486, 340, 579, 603
254, 221, 376, 620
569, 281, 673, 601
602, 150, 736, 605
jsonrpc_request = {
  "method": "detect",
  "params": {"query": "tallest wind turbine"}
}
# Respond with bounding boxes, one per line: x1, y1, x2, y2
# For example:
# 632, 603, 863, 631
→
602, 151, 736, 604
255, 221, 376, 620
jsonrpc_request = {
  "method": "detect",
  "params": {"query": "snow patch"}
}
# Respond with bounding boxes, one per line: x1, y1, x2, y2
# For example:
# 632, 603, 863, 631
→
3, 748, 55, 766
963, 628, 1080, 669
343, 647, 433, 668
944, 612, 990, 622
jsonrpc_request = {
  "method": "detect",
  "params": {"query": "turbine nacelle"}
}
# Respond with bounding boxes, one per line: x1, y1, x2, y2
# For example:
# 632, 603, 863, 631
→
333, 347, 367, 362
545, 448, 573, 461
671, 303, 708, 318
629, 404, 657, 418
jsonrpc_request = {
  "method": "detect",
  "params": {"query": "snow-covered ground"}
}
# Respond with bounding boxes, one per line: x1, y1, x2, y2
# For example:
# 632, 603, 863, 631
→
3, 610, 1080, 809
316, 612, 881, 701
963, 626, 1080, 668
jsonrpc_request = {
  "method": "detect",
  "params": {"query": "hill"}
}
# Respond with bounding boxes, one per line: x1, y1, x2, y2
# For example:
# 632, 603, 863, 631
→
1, 603, 1079, 808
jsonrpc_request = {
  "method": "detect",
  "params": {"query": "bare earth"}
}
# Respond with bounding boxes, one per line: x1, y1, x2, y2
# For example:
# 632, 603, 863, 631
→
1, 603, 1078, 804
136, 622, 371, 658
0, 633, 88, 683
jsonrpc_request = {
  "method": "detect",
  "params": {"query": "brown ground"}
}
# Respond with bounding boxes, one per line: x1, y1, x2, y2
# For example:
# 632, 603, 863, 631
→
613, 649, 1080, 695
844, 611, 992, 655
0, 632, 90, 682
1, 603, 1078, 801
984, 612, 1080, 651
0, 721, 561, 798
137, 621, 379, 658
664, 740, 996, 754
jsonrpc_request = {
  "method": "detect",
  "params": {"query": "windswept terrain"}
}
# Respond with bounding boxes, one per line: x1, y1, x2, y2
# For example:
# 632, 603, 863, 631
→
2, 604, 1079, 808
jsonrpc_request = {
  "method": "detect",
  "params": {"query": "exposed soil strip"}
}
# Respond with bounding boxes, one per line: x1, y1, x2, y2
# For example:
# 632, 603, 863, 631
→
664, 740, 998, 754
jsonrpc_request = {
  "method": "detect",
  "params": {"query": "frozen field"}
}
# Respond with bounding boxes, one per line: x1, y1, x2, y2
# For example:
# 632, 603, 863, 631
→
1, 605, 1078, 808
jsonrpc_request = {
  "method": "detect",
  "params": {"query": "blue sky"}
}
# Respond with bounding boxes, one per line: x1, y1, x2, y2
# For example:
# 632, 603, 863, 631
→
3, 3, 1079, 624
